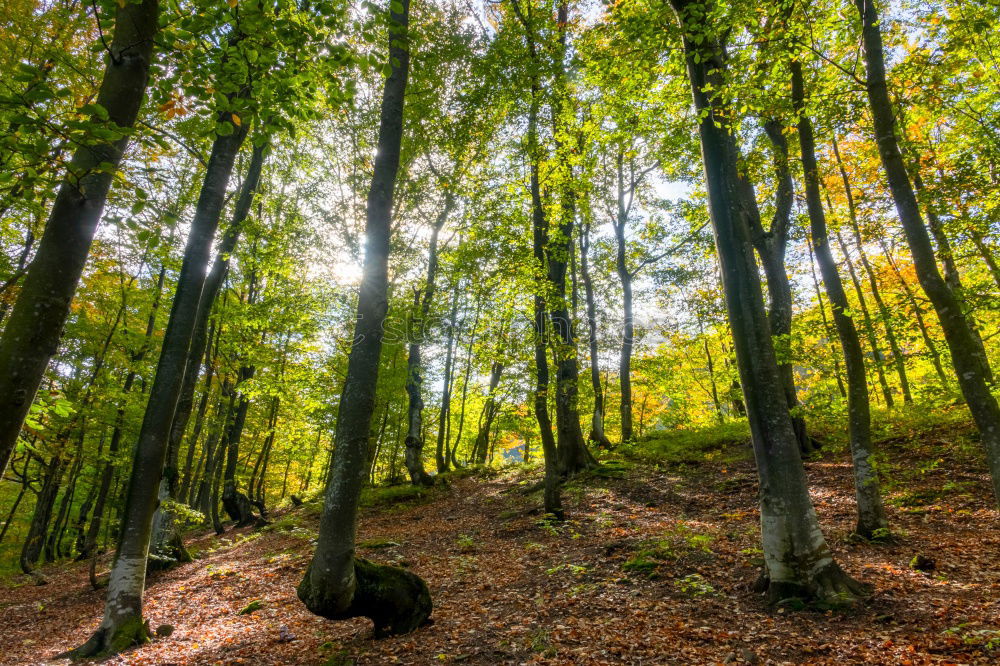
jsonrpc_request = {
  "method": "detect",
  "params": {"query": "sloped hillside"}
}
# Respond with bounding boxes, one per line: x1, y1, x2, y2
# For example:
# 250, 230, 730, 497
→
1, 419, 999, 665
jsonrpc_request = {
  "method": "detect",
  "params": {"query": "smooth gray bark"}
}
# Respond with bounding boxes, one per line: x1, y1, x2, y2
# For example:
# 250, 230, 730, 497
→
297, 0, 431, 636
792, 61, 888, 538
670, 0, 866, 603
855, 0, 1000, 505
71, 105, 249, 656
0, 0, 159, 480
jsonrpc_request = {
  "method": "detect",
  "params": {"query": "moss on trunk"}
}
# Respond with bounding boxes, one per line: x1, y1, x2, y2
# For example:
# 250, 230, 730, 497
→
298, 557, 431, 638
63, 614, 151, 660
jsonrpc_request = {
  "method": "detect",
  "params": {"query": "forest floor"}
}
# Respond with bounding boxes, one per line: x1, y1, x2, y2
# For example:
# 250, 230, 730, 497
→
2, 409, 999, 665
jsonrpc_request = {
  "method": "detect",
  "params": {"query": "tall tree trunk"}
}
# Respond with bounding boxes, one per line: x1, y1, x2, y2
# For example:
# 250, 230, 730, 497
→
917, 178, 994, 384
297, 0, 431, 636
404, 197, 452, 486
855, 0, 1000, 504
178, 322, 218, 505
836, 228, 894, 407
612, 157, 635, 445
669, 0, 866, 603
969, 228, 1000, 293
793, 61, 888, 538
697, 317, 725, 422
750, 120, 812, 453
472, 362, 504, 464
452, 297, 481, 467
579, 219, 612, 447
436, 281, 459, 473
878, 238, 950, 388
71, 104, 250, 657
195, 389, 230, 516
169, 142, 266, 508
46, 437, 84, 561
0, 0, 159, 479
509, 0, 564, 518
807, 237, 848, 399
220, 364, 261, 528
20, 451, 65, 582
832, 136, 912, 404
210, 431, 227, 535
546, 0, 595, 477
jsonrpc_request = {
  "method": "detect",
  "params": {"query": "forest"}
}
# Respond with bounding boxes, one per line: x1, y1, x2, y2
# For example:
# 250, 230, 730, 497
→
0, 0, 999, 663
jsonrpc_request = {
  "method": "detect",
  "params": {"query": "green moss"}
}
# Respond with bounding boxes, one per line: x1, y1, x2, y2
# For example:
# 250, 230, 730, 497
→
622, 555, 659, 576
238, 599, 264, 615
298, 558, 432, 638
621, 421, 752, 468
104, 615, 151, 657
359, 484, 432, 508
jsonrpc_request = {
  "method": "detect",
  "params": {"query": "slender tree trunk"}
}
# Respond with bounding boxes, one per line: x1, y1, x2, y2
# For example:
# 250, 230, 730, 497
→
303, 430, 321, 492
918, 181, 994, 384
546, 0, 595, 478
793, 61, 888, 538
698, 319, 724, 422
855, 0, 1000, 504
612, 160, 635, 445
669, 0, 865, 603
452, 297, 480, 467
836, 229, 894, 408
46, 440, 84, 561
472, 362, 504, 464
511, 0, 564, 517
195, 390, 229, 516
210, 433, 226, 535
579, 220, 612, 447
297, 1, 431, 635
807, 237, 848, 399
751, 120, 812, 453
71, 103, 250, 657
436, 281, 460, 473
220, 363, 261, 528
0, 0, 159, 479
832, 136, 911, 404
879, 238, 950, 387
178, 322, 218, 504
969, 228, 1000, 293
20, 452, 65, 581
404, 194, 453, 485
170, 142, 265, 508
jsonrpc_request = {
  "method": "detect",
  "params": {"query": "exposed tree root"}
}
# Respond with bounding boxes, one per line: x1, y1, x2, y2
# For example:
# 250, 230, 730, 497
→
223, 485, 266, 528
298, 557, 432, 638
148, 535, 193, 573
58, 615, 150, 660
764, 562, 871, 608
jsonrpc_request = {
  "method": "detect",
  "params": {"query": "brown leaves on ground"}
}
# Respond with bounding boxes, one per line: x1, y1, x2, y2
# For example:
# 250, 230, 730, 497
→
1, 426, 999, 665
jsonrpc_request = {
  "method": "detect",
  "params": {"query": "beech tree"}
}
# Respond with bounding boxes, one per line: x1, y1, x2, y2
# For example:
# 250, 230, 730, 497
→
854, 0, 1000, 504
666, 0, 866, 603
297, 0, 432, 636
0, 0, 159, 479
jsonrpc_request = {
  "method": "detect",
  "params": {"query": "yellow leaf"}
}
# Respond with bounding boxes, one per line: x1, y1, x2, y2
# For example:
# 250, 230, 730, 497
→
231, 113, 241, 127
228, 0, 237, 7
